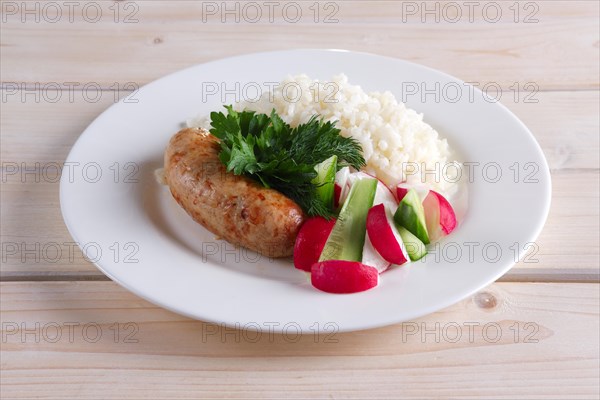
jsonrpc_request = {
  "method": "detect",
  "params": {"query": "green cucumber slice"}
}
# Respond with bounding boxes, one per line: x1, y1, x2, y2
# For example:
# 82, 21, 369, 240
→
319, 178, 378, 262
397, 226, 427, 261
394, 188, 430, 244
312, 155, 338, 209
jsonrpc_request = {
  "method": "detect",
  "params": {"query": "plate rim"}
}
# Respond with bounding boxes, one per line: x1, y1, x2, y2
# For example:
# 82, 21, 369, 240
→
59, 48, 552, 332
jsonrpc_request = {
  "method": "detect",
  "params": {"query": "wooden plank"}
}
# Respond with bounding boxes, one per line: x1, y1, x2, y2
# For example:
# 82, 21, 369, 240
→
1, 5, 598, 90
511, 169, 600, 282
507, 91, 600, 171
1, 169, 598, 281
1, 2, 597, 398
1, 281, 598, 399
4, 1, 597, 25
2, 90, 598, 169
136, 0, 600, 24
0, 91, 119, 165
1, 90, 599, 280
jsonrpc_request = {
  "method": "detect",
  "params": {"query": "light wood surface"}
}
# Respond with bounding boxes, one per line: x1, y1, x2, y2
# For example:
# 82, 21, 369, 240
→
1, 1, 599, 399
1, 1, 599, 90
2, 92, 598, 281
1, 281, 599, 399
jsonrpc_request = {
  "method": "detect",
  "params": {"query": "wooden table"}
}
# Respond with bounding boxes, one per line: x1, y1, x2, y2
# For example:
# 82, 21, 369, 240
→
1, 1, 599, 398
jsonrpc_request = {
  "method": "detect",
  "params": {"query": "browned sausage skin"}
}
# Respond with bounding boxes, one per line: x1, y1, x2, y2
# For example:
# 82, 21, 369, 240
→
164, 127, 306, 258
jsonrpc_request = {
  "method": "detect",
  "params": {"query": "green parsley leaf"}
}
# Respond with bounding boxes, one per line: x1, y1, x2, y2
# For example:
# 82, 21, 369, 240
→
209, 106, 366, 218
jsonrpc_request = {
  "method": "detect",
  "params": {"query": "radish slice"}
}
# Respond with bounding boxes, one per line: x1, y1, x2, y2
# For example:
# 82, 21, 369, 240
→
435, 191, 457, 234
348, 171, 397, 210
311, 260, 379, 294
423, 192, 443, 242
335, 166, 350, 186
366, 204, 409, 265
361, 234, 391, 273
293, 217, 335, 272
334, 184, 342, 208
334, 167, 351, 207
422, 190, 457, 242
396, 186, 409, 202
396, 183, 430, 203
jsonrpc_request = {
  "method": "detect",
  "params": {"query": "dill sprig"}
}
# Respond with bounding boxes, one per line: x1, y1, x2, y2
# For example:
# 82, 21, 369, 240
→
209, 105, 365, 217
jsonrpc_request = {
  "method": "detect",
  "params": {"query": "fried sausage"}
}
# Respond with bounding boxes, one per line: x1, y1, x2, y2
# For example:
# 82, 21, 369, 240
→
164, 127, 306, 258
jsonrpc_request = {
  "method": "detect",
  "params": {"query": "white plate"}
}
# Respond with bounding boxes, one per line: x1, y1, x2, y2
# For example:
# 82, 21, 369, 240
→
60, 49, 551, 332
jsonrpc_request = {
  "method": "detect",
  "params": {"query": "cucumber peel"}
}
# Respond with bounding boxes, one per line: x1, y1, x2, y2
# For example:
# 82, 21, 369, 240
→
397, 226, 427, 261
394, 188, 430, 244
319, 178, 377, 262
312, 155, 338, 210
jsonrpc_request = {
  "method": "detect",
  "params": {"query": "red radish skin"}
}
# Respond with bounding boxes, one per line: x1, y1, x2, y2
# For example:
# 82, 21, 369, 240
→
422, 190, 457, 242
311, 260, 379, 294
433, 191, 457, 234
334, 182, 351, 209
366, 204, 409, 265
293, 217, 336, 272
396, 183, 430, 203
396, 186, 409, 202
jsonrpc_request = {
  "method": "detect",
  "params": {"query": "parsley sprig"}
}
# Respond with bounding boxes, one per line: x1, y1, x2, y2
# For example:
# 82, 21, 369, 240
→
209, 105, 365, 217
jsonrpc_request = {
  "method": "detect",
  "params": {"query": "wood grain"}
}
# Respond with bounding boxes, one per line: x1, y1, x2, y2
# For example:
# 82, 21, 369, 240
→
1, 168, 598, 281
2, 90, 599, 169
2, 90, 598, 280
5, 1, 596, 25
1, 281, 598, 399
135, 0, 600, 24
1, 2, 598, 90
1, 1, 599, 398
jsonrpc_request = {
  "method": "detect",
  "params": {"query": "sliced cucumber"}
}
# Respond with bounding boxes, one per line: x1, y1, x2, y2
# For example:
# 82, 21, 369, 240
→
397, 226, 427, 261
319, 178, 378, 262
312, 155, 338, 209
394, 188, 430, 245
